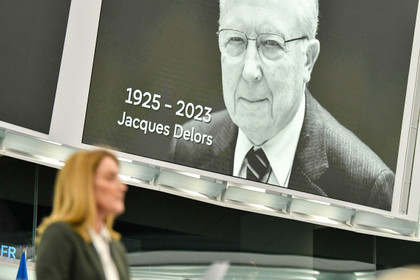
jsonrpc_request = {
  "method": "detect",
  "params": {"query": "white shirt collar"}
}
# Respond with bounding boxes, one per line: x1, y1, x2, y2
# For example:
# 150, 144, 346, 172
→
88, 226, 120, 280
233, 93, 305, 187
89, 225, 112, 242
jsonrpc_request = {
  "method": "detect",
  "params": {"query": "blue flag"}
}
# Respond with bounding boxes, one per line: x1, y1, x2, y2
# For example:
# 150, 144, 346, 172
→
16, 251, 28, 280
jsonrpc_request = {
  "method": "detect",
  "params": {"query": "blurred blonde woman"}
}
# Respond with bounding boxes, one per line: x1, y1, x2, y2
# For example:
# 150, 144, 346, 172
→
36, 149, 129, 280
377, 266, 420, 280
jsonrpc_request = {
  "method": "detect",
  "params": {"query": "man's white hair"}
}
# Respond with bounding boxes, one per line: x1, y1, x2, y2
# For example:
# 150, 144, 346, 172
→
219, 0, 319, 39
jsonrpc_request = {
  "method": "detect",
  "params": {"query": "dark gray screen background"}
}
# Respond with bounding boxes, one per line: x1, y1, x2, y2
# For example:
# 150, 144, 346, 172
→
0, 0, 71, 134
83, 0, 418, 173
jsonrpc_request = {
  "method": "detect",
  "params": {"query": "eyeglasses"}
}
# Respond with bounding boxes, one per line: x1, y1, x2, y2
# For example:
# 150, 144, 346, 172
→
217, 29, 308, 61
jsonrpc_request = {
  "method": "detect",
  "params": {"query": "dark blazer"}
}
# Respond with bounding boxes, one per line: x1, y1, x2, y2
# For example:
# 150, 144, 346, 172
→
36, 222, 130, 280
169, 91, 394, 210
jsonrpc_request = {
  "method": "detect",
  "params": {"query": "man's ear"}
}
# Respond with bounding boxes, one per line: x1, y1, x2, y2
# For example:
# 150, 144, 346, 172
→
303, 39, 320, 83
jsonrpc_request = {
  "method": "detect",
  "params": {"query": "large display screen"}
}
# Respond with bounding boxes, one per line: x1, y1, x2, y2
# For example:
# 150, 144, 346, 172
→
0, 0, 70, 134
81, 0, 418, 211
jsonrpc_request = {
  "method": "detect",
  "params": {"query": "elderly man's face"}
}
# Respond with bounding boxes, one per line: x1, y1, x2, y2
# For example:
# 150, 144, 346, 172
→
219, 0, 319, 145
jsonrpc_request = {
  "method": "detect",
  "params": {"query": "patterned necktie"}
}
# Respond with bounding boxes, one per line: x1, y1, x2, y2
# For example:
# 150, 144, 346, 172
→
246, 147, 271, 182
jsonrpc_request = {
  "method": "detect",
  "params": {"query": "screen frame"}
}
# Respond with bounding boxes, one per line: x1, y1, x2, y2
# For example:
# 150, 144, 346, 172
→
46, 0, 420, 220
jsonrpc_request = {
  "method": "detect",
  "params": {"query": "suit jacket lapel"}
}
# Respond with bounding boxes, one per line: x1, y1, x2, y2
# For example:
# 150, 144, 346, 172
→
85, 243, 107, 280
85, 240, 129, 280
289, 90, 329, 196
110, 241, 129, 280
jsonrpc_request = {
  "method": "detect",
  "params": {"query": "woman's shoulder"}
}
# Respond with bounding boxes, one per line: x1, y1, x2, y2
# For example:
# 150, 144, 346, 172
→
42, 221, 79, 242
37, 222, 82, 259
44, 221, 71, 232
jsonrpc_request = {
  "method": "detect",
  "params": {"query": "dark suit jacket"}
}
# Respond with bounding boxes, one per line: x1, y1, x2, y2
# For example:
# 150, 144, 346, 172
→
169, 91, 394, 210
36, 222, 130, 280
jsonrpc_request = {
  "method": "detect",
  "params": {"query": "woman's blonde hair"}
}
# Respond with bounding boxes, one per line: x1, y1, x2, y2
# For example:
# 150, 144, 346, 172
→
36, 149, 121, 243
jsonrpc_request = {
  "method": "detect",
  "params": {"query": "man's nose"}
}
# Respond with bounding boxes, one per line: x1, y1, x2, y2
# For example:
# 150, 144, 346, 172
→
242, 40, 263, 83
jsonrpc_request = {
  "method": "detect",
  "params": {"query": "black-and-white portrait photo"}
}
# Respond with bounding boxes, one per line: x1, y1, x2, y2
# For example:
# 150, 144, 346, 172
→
83, 0, 418, 210
169, 0, 394, 210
